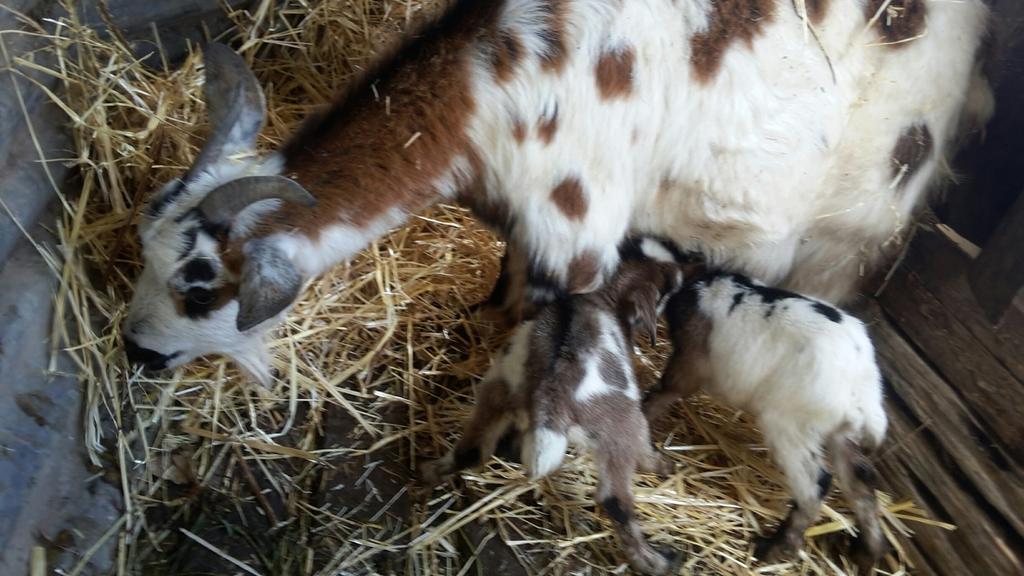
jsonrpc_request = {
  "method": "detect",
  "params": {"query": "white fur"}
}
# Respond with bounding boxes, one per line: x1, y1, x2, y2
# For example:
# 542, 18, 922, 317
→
275, 206, 409, 278
688, 275, 888, 481
639, 238, 676, 264
126, 0, 990, 379
467, 0, 990, 300
526, 426, 569, 479
573, 355, 613, 402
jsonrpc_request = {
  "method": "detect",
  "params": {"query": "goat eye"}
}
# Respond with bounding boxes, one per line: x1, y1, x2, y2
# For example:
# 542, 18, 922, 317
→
185, 288, 216, 306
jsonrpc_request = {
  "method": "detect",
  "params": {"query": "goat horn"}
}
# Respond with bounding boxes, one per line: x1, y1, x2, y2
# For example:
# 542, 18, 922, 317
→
197, 176, 316, 224
186, 44, 266, 181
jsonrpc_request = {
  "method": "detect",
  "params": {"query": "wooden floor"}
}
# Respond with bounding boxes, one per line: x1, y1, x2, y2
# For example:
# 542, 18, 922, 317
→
864, 225, 1024, 575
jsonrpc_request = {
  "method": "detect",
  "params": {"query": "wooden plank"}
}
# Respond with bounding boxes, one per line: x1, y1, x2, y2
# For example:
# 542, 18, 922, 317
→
874, 407, 1020, 575
867, 310, 1024, 537
867, 313, 1024, 575
877, 234, 1024, 462
902, 226, 1024, 384
971, 193, 1024, 325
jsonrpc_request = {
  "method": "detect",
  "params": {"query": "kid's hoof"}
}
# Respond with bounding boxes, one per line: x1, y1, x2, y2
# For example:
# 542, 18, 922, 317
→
659, 547, 684, 573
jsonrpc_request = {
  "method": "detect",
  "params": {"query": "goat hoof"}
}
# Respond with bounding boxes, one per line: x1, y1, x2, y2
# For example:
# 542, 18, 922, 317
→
655, 459, 676, 477
753, 535, 775, 562
849, 534, 887, 575
659, 547, 684, 573
630, 545, 682, 575
418, 460, 445, 488
753, 534, 789, 563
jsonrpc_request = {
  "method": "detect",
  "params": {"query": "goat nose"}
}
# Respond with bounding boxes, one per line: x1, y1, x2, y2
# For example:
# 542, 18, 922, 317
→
123, 337, 171, 370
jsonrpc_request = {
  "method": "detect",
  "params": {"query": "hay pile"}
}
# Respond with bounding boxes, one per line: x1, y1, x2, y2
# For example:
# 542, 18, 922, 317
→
18, 0, 945, 573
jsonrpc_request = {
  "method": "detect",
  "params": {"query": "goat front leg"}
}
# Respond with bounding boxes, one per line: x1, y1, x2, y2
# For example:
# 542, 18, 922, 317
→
644, 349, 708, 425
635, 421, 675, 477
474, 242, 534, 328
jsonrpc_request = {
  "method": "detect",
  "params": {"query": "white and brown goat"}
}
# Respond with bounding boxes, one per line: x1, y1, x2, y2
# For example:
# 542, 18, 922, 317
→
123, 0, 993, 381
643, 265, 888, 572
421, 259, 684, 575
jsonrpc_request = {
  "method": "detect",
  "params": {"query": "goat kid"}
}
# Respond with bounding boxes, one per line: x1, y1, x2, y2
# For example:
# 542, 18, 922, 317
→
644, 270, 888, 573
421, 259, 683, 575
122, 0, 992, 381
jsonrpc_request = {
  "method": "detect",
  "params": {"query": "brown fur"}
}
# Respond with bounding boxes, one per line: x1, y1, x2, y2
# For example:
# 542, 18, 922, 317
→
865, 0, 927, 46
539, 0, 572, 73
457, 166, 514, 237
550, 176, 588, 220
690, 0, 778, 83
891, 123, 933, 187
476, 242, 534, 327
643, 304, 711, 423
804, 0, 829, 25
567, 250, 600, 293
512, 117, 527, 143
538, 107, 559, 144
265, 3, 507, 238
491, 27, 524, 83
595, 45, 636, 100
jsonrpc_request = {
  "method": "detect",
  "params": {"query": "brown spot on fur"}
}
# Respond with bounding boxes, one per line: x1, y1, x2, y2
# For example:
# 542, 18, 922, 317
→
865, 0, 926, 46
550, 176, 588, 220
804, 0, 829, 25
891, 124, 933, 187
690, 0, 777, 83
567, 251, 601, 293
271, 3, 504, 237
595, 45, 635, 100
538, 107, 559, 144
539, 0, 571, 72
512, 117, 527, 143
491, 28, 523, 83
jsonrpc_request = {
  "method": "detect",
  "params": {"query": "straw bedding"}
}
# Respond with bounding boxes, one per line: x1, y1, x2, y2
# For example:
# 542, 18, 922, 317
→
15, 0, 947, 573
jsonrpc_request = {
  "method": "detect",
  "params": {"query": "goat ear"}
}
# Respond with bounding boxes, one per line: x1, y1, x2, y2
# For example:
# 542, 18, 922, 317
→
236, 240, 302, 332
626, 284, 661, 347
187, 43, 266, 180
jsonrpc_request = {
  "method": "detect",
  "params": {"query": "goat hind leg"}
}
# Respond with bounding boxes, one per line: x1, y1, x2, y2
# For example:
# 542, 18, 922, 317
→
420, 403, 513, 486
831, 437, 887, 574
755, 430, 830, 562
594, 448, 681, 575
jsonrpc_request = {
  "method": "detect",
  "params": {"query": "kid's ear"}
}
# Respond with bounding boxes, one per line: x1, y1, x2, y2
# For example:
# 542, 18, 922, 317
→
626, 284, 661, 347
